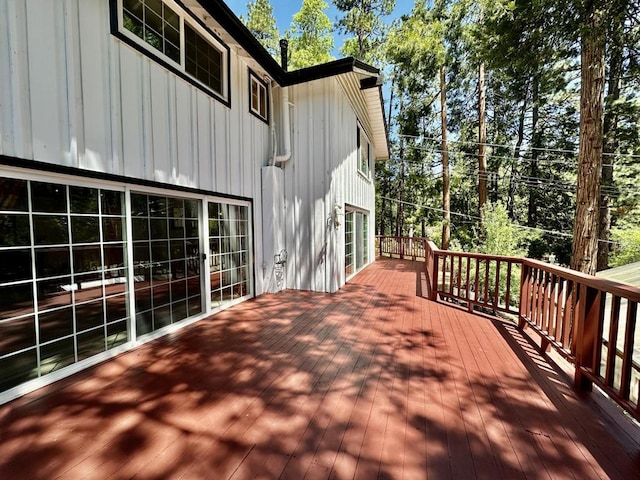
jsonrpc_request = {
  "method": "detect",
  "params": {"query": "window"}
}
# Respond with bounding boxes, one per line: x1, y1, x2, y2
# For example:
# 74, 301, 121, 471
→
130, 193, 202, 336
345, 208, 369, 278
345, 211, 354, 277
0, 178, 129, 392
249, 71, 269, 122
117, 0, 229, 100
208, 202, 251, 307
357, 126, 371, 178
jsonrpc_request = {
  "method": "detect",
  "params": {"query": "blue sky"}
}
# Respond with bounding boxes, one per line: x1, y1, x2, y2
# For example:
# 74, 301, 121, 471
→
224, 0, 415, 58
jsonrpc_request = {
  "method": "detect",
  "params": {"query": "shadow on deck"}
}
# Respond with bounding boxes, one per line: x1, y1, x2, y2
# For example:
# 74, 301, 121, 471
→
1, 258, 640, 479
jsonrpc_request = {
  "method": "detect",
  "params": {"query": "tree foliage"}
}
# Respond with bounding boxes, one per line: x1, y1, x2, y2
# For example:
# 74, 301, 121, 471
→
286, 0, 334, 69
333, 0, 395, 64
241, 0, 280, 59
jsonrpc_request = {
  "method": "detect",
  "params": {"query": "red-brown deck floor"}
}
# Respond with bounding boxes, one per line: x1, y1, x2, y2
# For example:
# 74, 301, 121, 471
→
1, 258, 640, 479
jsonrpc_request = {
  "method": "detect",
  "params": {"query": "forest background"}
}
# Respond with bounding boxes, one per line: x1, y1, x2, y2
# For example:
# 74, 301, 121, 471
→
231, 0, 640, 273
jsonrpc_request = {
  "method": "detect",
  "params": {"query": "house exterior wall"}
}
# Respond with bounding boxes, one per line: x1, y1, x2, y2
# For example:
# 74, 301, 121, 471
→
0, 0, 380, 403
0, 0, 271, 292
283, 77, 376, 293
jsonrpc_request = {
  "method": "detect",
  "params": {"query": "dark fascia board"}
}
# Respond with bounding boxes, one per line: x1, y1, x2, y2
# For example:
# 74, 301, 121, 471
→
199, 0, 284, 81
200, 1, 381, 86
283, 58, 380, 86
360, 76, 383, 90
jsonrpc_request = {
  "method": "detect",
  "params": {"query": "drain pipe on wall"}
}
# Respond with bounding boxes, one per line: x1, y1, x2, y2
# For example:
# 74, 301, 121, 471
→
274, 39, 292, 166
261, 39, 291, 292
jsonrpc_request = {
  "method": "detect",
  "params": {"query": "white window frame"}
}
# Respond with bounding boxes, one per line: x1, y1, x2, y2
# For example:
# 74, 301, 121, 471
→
357, 125, 371, 179
249, 71, 269, 122
115, 0, 229, 101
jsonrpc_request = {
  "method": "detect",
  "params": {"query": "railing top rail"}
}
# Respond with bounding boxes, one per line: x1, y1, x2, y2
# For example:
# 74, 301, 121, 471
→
523, 258, 640, 302
379, 235, 640, 303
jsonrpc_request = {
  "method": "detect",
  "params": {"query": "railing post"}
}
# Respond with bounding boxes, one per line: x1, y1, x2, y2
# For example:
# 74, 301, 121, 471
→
431, 253, 439, 301
573, 283, 602, 391
379, 236, 383, 258
518, 263, 530, 329
400, 237, 405, 259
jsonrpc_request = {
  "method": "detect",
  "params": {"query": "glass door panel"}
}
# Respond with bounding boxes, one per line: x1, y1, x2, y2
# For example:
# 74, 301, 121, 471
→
131, 193, 202, 335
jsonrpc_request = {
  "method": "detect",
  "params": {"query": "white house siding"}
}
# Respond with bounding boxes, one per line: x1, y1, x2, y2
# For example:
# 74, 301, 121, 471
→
0, 0, 272, 294
282, 76, 376, 293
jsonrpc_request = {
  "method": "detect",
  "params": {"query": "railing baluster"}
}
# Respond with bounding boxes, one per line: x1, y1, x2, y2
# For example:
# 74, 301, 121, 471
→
519, 263, 530, 329
457, 255, 462, 299
555, 277, 565, 343
483, 259, 490, 307
506, 261, 513, 309
605, 295, 622, 388
620, 301, 638, 400
494, 260, 500, 308
465, 256, 471, 303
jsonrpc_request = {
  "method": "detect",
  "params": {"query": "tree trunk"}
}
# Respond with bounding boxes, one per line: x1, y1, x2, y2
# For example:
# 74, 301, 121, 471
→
478, 62, 488, 219
597, 9, 624, 271
571, 8, 606, 275
397, 135, 406, 236
440, 65, 451, 250
508, 96, 528, 219
527, 76, 540, 227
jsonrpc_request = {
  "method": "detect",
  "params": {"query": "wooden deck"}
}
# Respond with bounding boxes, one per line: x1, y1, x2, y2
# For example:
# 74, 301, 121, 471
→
2, 258, 640, 479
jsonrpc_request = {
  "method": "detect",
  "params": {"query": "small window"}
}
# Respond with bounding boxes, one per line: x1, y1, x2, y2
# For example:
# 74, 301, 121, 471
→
122, 0, 180, 63
117, 0, 229, 101
249, 71, 268, 122
357, 126, 371, 178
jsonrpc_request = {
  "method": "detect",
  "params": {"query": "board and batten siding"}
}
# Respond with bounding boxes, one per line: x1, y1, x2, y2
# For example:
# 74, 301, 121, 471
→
282, 76, 375, 293
0, 0, 272, 293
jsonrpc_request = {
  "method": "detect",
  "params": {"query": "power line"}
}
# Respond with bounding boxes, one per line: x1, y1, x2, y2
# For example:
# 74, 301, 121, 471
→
402, 144, 617, 168
379, 196, 625, 246
398, 134, 640, 159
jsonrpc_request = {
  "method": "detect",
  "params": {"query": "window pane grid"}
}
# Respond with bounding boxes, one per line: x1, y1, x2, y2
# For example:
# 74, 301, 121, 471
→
209, 202, 250, 307
185, 24, 223, 94
250, 75, 267, 120
131, 193, 202, 336
0, 177, 129, 391
123, 0, 181, 63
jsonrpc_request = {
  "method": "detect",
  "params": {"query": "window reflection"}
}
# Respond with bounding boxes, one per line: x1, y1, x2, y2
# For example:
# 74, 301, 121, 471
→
0, 284, 34, 320
39, 307, 73, 343
33, 216, 69, 245
0, 249, 32, 283
0, 214, 30, 246
0, 178, 129, 391
31, 182, 67, 213
0, 317, 36, 356
70, 187, 99, 214
0, 178, 28, 211
37, 277, 73, 311
36, 247, 71, 277
71, 216, 100, 243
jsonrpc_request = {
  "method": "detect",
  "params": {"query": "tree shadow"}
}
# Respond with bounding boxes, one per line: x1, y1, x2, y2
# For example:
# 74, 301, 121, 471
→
0, 259, 639, 479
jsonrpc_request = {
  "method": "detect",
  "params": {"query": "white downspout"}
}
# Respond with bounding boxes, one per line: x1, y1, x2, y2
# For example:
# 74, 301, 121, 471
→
274, 86, 291, 165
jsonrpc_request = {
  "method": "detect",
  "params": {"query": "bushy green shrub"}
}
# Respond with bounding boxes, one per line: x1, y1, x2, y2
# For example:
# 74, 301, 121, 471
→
610, 227, 640, 267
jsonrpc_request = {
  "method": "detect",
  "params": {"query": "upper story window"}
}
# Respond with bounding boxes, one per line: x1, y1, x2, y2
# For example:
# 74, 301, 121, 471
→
116, 0, 229, 103
249, 71, 269, 123
357, 125, 371, 178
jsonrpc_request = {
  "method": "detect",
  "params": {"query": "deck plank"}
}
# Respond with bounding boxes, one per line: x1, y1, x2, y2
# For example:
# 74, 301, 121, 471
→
1, 259, 639, 479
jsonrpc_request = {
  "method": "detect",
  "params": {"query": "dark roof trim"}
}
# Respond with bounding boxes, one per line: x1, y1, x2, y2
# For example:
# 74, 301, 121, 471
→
284, 58, 380, 86
202, 0, 381, 86
360, 76, 383, 90
200, 0, 283, 80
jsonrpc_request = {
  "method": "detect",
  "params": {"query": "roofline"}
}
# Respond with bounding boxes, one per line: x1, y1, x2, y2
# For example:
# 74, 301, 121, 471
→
201, 0, 389, 158
202, 1, 381, 86
283, 58, 380, 86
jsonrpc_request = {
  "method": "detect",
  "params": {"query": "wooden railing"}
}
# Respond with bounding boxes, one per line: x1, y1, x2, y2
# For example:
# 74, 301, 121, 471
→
377, 235, 640, 421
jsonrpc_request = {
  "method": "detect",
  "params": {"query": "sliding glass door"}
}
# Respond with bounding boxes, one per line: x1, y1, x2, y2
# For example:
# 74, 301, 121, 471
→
345, 208, 369, 279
